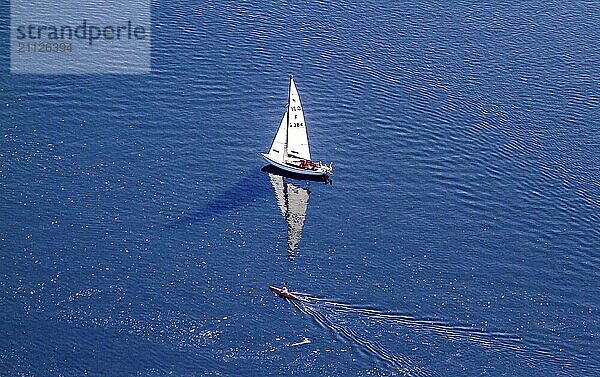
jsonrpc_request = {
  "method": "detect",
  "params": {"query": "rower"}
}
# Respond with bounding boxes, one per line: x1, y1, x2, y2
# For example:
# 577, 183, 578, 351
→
281, 281, 289, 294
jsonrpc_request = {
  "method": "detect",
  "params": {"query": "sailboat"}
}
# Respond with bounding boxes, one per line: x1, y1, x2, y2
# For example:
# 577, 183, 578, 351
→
268, 172, 309, 255
261, 75, 333, 177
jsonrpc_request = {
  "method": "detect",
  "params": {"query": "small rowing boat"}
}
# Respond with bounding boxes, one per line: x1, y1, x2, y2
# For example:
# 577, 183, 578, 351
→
269, 285, 303, 301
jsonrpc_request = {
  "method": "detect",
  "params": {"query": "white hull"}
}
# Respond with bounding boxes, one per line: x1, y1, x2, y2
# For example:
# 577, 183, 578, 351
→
261, 153, 329, 176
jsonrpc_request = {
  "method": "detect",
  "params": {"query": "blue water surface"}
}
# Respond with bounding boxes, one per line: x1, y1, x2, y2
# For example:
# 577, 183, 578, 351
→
1, 1, 599, 376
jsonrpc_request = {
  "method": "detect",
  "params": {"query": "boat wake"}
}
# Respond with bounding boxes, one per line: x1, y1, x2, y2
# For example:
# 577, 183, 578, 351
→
285, 295, 432, 376
303, 296, 523, 350
292, 299, 430, 376
284, 294, 572, 376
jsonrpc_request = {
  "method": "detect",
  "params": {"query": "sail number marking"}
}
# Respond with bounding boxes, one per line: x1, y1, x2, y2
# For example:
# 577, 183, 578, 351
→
290, 122, 304, 127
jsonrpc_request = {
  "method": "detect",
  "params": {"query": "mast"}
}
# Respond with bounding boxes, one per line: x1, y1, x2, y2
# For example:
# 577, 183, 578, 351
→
285, 74, 292, 161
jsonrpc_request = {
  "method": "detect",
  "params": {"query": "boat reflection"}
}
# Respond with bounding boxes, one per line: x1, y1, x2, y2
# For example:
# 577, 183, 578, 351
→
266, 169, 312, 257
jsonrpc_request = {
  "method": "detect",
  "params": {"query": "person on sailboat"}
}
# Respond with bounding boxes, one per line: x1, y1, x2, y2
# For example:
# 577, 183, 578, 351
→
300, 159, 315, 170
281, 281, 289, 294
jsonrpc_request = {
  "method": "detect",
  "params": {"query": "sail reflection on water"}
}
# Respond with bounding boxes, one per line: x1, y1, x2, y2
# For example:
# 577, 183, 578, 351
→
268, 173, 310, 255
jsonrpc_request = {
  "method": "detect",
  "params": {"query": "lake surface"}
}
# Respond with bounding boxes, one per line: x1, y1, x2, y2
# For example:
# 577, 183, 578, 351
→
1, 1, 599, 376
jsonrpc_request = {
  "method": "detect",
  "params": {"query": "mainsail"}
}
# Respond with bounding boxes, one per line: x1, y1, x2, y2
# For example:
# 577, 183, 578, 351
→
286, 77, 311, 160
268, 173, 309, 253
265, 77, 311, 164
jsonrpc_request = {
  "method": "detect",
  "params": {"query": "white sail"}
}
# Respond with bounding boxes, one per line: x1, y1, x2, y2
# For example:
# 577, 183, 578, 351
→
286, 77, 311, 161
266, 112, 288, 163
268, 173, 309, 253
